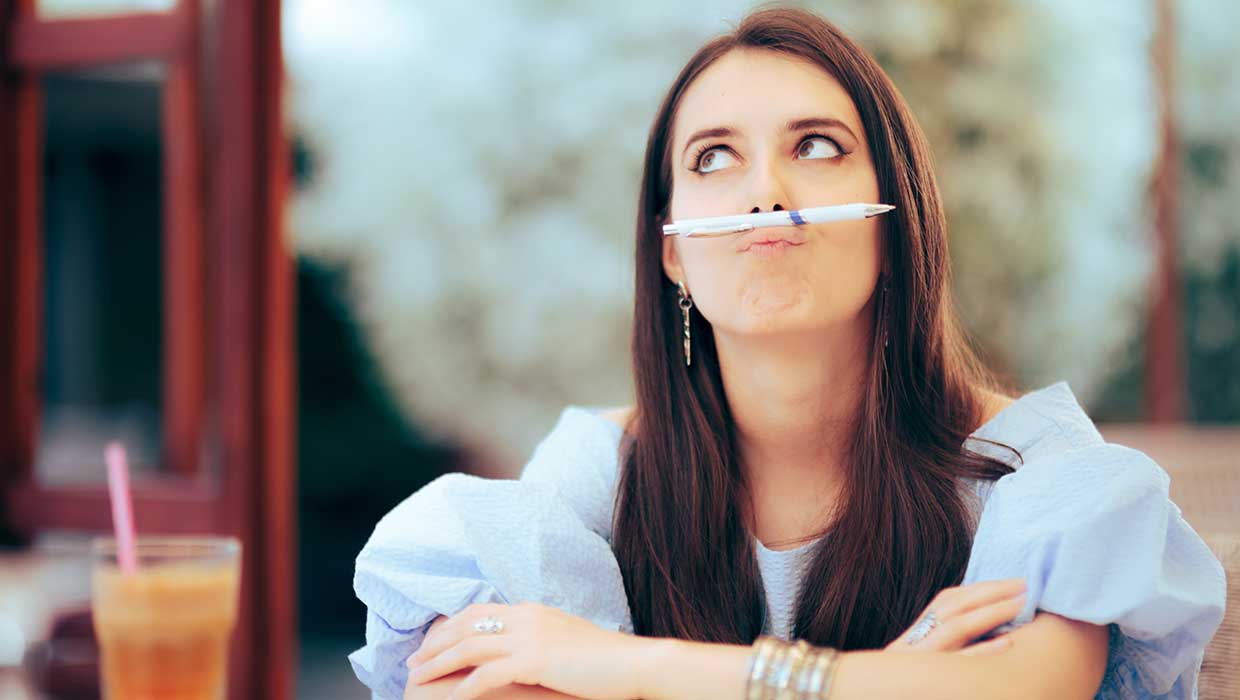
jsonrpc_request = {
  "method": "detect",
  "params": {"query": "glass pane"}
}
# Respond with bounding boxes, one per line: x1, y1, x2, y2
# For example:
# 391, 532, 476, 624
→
36, 0, 175, 19
38, 61, 165, 485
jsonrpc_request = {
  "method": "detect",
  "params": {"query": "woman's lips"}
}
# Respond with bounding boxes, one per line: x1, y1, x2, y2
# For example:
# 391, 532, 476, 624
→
736, 227, 808, 253
747, 240, 802, 253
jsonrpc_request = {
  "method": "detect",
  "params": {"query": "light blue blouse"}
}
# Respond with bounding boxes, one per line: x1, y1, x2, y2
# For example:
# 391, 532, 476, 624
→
348, 381, 1226, 700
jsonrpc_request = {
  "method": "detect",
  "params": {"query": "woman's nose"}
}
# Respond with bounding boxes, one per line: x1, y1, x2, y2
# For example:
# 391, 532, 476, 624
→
747, 158, 793, 214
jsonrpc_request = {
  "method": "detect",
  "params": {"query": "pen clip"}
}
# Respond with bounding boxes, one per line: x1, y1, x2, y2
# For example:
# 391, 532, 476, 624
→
684, 223, 755, 237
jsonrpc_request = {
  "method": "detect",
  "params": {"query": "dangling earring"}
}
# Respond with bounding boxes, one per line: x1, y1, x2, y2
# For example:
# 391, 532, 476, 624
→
677, 280, 693, 367
881, 278, 891, 348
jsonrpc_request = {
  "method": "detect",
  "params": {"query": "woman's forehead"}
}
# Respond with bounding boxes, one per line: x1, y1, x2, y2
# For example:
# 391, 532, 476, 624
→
672, 49, 863, 148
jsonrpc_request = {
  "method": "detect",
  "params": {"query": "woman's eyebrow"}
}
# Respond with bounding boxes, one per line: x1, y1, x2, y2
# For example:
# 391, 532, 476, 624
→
680, 126, 737, 160
785, 116, 858, 141
680, 116, 859, 160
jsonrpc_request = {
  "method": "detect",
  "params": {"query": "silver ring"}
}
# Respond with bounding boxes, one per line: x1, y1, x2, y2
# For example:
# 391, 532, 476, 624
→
473, 615, 504, 634
904, 610, 940, 645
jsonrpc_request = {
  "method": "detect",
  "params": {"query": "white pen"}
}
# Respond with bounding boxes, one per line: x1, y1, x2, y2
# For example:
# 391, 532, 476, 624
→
662, 202, 896, 237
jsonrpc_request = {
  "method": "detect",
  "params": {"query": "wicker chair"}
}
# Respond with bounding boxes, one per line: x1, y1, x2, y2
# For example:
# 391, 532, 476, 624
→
1098, 425, 1240, 700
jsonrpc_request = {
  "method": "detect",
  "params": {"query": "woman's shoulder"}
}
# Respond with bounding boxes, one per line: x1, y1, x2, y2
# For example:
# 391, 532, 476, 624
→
595, 405, 635, 432
976, 387, 1017, 426
966, 381, 1110, 468
551, 404, 631, 454
535, 404, 629, 445
962, 381, 1181, 523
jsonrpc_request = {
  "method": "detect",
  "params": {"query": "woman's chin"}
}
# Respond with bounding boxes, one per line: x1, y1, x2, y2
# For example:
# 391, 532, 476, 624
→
740, 288, 808, 318
732, 301, 824, 335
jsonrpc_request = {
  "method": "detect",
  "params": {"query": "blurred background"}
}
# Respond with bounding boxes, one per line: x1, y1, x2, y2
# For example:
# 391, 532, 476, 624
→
1, 0, 1237, 698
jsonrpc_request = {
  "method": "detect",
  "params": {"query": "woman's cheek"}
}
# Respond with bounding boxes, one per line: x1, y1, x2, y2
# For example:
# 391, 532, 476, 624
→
682, 270, 734, 326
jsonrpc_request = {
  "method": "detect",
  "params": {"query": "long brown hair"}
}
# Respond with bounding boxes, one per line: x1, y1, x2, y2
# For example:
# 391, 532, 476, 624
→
611, 5, 1021, 650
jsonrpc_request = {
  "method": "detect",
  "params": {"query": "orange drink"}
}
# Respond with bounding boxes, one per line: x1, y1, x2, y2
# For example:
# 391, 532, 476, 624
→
92, 537, 241, 700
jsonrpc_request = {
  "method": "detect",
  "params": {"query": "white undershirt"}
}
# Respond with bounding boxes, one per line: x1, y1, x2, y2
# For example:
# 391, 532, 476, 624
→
753, 535, 822, 639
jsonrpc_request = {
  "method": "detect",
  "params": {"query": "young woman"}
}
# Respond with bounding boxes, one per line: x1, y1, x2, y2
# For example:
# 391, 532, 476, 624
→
350, 7, 1225, 700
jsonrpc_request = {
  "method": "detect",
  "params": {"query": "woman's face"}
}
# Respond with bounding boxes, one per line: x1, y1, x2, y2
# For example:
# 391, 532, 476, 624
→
663, 48, 883, 338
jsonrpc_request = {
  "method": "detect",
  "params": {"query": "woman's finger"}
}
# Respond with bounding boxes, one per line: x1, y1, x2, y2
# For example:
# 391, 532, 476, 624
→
408, 635, 510, 685
411, 605, 508, 666
924, 593, 1026, 650
933, 578, 1025, 619
452, 657, 526, 700
958, 635, 1013, 656
408, 616, 450, 668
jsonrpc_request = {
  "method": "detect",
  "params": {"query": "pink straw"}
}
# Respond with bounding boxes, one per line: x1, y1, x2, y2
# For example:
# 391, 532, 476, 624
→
105, 442, 138, 574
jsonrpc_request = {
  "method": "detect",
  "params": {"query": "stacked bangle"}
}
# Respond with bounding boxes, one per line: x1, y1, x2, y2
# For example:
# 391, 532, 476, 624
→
745, 635, 840, 700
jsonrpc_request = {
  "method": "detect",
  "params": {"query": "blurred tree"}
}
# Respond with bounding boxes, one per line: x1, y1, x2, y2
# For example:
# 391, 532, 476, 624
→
297, 257, 463, 635
1174, 0, 1240, 420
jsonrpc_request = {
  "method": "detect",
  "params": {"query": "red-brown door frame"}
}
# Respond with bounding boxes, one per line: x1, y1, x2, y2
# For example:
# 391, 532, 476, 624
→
209, 0, 296, 697
0, 1, 294, 698
1147, 0, 1186, 421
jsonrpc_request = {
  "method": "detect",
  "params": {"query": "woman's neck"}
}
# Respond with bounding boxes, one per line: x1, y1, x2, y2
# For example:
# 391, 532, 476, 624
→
715, 322, 869, 504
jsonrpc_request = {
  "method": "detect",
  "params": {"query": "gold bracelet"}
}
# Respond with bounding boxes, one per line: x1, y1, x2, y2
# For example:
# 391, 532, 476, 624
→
794, 645, 822, 700
768, 639, 808, 698
771, 639, 810, 700
805, 646, 840, 700
817, 647, 841, 700
784, 643, 840, 700
762, 639, 791, 700
746, 636, 781, 700
746, 637, 841, 700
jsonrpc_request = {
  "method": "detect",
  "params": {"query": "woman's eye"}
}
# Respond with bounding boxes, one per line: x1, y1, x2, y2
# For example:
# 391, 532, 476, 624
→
797, 136, 842, 160
697, 148, 738, 174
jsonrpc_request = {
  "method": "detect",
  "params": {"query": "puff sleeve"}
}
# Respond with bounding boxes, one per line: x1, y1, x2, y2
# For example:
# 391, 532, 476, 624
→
962, 443, 1227, 699
517, 407, 623, 543
347, 473, 634, 700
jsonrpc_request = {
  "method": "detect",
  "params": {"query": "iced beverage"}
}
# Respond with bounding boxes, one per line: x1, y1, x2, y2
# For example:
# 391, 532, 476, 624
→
92, 537, 241, 700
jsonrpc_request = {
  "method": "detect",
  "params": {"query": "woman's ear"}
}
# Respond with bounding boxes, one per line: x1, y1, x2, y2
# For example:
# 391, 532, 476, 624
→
662, 235, 685, 287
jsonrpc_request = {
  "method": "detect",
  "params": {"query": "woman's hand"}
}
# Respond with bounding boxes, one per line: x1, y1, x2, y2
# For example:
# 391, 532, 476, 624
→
406, 602, 652, 700
884, 578, 1027, 656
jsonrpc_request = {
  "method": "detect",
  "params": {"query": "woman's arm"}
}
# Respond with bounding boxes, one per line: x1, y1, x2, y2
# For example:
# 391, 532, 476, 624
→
638, 612, 1109, 700
407, 610, 1106, 700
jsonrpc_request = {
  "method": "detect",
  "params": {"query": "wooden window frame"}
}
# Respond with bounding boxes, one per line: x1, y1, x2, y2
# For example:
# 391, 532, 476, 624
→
6, 2, 210, 522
